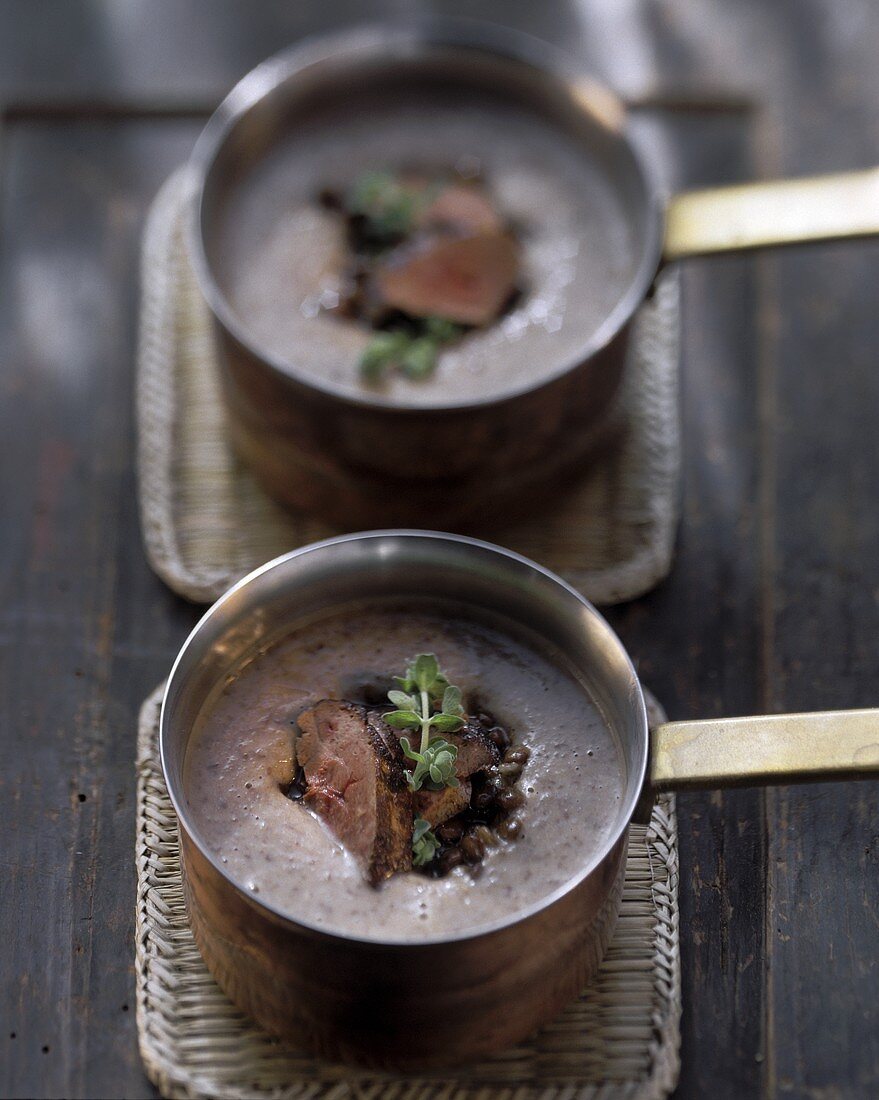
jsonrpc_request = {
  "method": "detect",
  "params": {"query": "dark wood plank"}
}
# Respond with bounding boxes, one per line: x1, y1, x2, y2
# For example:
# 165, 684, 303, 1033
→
623, 4, 879, 1094
756, 2, 879, 1094
660, 2, 879, 1094
0, 0, 359, 102
607, 109, 769, 1100
0, 0, 612, 104
0, 117, 203, 1100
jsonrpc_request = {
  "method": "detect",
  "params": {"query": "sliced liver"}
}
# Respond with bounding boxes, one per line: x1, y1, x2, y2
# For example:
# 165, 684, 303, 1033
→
297, 700, 413, 884
374, 230, 520, 326
416, 780, 472, 828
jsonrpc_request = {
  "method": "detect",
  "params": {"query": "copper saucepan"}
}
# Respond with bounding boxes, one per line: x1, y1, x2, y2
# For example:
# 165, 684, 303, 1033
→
160, 531, 879, 1068
189, 22, 879, 529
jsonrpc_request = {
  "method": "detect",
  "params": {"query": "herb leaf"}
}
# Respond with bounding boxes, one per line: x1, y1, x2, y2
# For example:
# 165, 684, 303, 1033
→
413, 654, 439, 692
429, 712, 465, 734
400, 337, 439, 380
412, 815, 440, 867
357, 319, 461, 384
422, 738, 458, 789
359, 330, 410, 382
346, 171, 420, 244
424, 316, 463, 343
441, 685, 464, 716
384, 709, 423, 731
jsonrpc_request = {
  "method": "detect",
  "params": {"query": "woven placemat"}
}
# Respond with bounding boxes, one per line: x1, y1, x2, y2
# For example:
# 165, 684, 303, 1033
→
136, 683, 680, 1100
136, 169, 681, 605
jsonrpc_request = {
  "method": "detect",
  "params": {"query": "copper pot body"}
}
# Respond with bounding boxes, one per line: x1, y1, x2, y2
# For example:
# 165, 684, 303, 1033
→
181, 826, 626, 1067
219, 323, 629, 528
160, 532, 650, 1067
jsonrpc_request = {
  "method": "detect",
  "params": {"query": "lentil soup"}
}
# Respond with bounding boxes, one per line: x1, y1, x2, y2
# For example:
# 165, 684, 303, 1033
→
213, 86, 636, 407
184, 600, 626, 942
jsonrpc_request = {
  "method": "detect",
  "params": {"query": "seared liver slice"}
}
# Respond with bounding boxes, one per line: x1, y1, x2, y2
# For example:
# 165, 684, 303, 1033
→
419, 184, 503, 234
374, 230, 520, 326
416, 780, 472, 828
296, 700, 413, 884
448, 719, 501, 776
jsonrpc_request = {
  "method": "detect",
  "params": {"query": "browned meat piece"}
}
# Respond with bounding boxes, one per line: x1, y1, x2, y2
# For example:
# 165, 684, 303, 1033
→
374, 230, 520, 326
449, 719, 501, 776
297, 701, 413, 884
415, 780, 472, 828
419, 184, 503, 234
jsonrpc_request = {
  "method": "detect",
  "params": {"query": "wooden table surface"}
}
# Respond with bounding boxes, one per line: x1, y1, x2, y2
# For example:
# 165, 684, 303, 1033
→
1, 2, 877, 1097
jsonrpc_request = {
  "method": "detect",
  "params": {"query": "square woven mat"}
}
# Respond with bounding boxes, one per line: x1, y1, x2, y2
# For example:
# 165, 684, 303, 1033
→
136, 684, 680, 1100
136, 169, 681, 605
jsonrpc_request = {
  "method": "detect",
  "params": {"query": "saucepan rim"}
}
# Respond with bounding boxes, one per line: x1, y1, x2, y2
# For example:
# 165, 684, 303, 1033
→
159, 529, 649, 947
187, 18, 664, 414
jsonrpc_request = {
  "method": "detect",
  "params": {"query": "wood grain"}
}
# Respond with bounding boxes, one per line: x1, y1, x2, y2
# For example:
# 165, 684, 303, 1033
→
607, 106, 769, 1100
0, 117, 203, 1099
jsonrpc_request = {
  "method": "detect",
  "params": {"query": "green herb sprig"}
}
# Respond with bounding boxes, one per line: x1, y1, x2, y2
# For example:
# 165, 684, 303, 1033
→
359, 318, 463, 384
412, 815, 440, 867
383, 654, 465, 792
346, 171, 429, 247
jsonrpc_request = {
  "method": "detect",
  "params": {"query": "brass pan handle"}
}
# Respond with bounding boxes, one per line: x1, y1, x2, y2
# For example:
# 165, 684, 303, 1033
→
650, 708, 879, 791
663, 167, 879, 260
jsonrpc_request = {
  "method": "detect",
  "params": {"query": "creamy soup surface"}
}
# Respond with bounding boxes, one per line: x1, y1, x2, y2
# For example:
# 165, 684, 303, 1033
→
214, 90, 637, 406
184, 601, 626, 941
